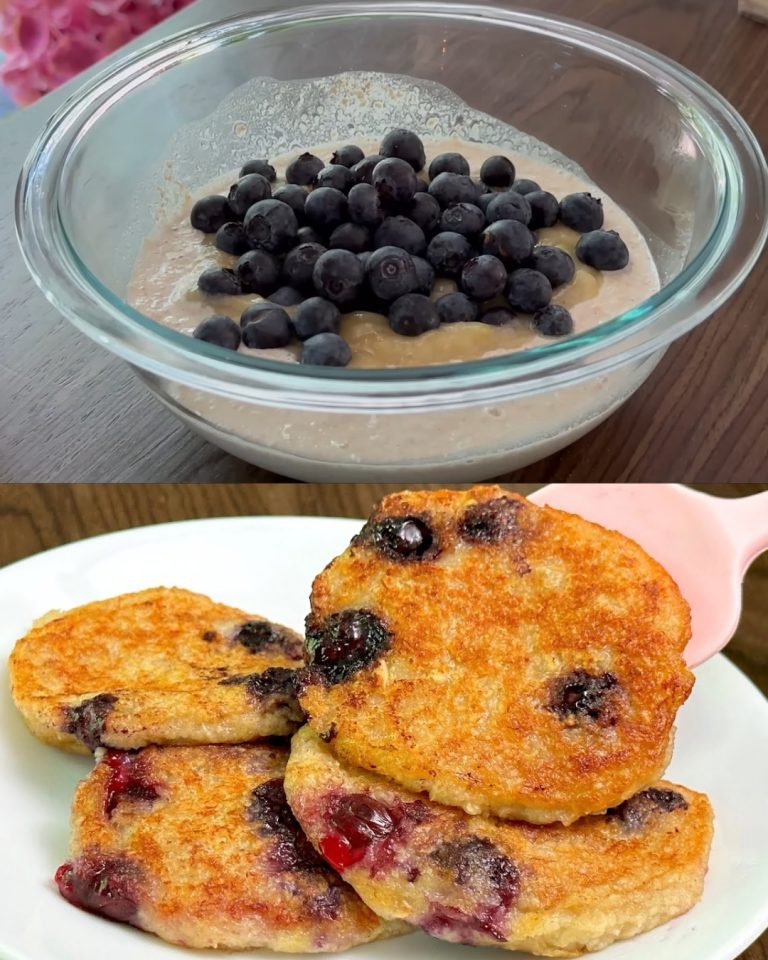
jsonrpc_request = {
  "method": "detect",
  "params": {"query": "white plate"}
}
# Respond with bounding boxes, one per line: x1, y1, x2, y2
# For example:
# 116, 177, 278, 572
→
1, 516, 767, 960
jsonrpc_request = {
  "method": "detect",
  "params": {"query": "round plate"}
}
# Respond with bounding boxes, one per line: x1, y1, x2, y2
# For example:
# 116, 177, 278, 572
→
1, 516, 767, 960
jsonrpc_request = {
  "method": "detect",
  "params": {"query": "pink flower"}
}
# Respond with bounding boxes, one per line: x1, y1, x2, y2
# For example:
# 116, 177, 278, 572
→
0, 0, 195, 104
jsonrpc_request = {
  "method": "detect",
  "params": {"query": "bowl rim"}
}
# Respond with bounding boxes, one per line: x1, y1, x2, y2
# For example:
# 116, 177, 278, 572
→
16, 0, 768, 404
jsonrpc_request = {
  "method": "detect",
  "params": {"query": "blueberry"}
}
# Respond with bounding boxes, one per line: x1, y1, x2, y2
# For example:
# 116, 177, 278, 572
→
428, 172, 480, 209
436, 292, 479, 324
611, 789, 688, 832
330, 222, 371, 253
315, 164, 354, 193
440, 202, 485, 238
198, 266, 242, 295
372, 157, 418, 205
549, 669, 619, 722
369, 515, 436, 560
234, 620, 303, 658
529, 246, 575, 287
357, 251, 372, 271
526, 190, 559, 230
190, 195, 234, 233
239, 158, 276, 181
293, 297, 341, 340
532, 303, 573, 337
306, 609, 391, 682
507, 268, 552, 312
286, 151, 324, 186
431, 836, 519, 908
313, 249, 365, 306
193, 314, 241, 350
305, 187, 348, 232
388, 293, 440, 337
269, 285, 305, 306
428, 152, 470, 179
297, 225, 324, 245
477, 193, 496, 213
461, 255, 507, 301
373, 216, 426, 256
55, 855, 140, 924
239, 301, 275, 327
380, 128, 426, 171
273, 184, 307, 219
414, 178, 430, 194
481, 306, 515, 325
487, 191, 532, 226
348, 183, 385, 228
215, 222, 250, 255
301, 332, 352, 366
480, 155, 515, 188
481, 219, 535, 265
237, 249, 281, 295
331, 144, 365, 168
282, 241, 327, 291
576, 229, 629, 270
459, 496, 523, 543
243, 199, 298, 252
351, 154, 385, 185
412, 256, 435, 295
228, 173, 272, 217
241, 306, 293, 348
366, 246, 419, 301
512, 178, 541, 196
408, 193, 441, 235
63, 694, 117, 750
426, 231, 473, 278
558, 192, 604, 232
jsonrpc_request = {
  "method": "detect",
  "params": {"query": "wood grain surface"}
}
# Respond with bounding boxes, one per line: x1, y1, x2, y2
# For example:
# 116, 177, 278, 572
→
1, 0, 767, 481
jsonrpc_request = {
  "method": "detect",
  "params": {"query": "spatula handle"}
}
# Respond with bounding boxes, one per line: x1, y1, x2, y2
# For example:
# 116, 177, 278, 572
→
718, 490, 768, 574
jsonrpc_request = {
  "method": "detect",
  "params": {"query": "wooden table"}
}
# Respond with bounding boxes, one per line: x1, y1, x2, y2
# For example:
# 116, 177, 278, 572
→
0, 481, 766, 958
1, 0, 767, 481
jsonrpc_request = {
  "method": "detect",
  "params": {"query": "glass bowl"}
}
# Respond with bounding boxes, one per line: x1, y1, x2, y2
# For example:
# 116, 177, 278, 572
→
17, 2, 768, 480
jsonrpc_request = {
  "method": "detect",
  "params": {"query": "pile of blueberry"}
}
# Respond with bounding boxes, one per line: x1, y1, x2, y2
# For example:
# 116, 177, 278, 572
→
188, 128, 630, 367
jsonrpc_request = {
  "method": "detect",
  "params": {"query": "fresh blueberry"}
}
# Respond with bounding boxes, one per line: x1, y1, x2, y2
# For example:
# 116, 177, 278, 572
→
529, 246, 575, 287
366, 246, 419, 301
512, 178, 541, 196
190, 195, 234, 233
428, 152, 470, 179
357, 251, 372, 271
193, 314, 241, 350
228, 173, 272, 217
239, 301, 275, 327
576, 229, 629, 270
348, 183, 385, 229
481, 306, 515, 325
414, 178, 430, 194
301, 332, 352, 366
380, 128, 426, 171
373, 216, 426, 256
558, 192, 604, 232
436, 292, 479, 324
351, 154, 385, 185
297, 225, 324, 245
293, 296, 341, 340
477, 193, 496, 213
286, 152, 324, 186
507, 268, 552, 312
269, 285, 305, 306
237, 249, 281, 295
426, 231, 473, 278
428, 172, 480, 209
241, 306, 293, 348
331, 144, 365, 168
315, 164, 354, 193
273, 184, 307, 219
313, 249, 365, 306
283, 241, 327, 291
408, 193, 441, 235
532, 303, 574, 337
330, 222, 371, 253
480, 155, 515, 188
526, 190, 559, 230
461, 255, 507, 301
372, 157, 418, 205
481, 219, 535, 265
440, 202, 485, 238
304, 187, 348, 232
486, 191, 532, 226
215, 222, 250, 255
243, 199, 298, 252
388, 293, 440, 337
239, 158, 276, 181
198, 266, 242, 295
412, 256, 435, 295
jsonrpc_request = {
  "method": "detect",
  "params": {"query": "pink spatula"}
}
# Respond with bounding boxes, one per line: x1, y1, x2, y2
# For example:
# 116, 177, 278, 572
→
528, 484, 768, 666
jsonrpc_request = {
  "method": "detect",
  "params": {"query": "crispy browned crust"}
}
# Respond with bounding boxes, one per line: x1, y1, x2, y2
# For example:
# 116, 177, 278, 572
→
300, 486, 694, 823
285, 726, 713, 957
62, 742, 407, 951
9, 587, 305, 753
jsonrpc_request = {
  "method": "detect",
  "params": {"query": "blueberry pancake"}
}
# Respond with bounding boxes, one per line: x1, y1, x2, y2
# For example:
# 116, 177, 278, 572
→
300, 486, 694, 824
285, 726, 713, 958
9, 587, 305, 753
57, 743, 407, 951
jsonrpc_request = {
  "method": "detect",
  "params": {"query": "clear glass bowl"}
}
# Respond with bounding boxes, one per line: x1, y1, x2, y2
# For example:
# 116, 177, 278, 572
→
17, 2, 767, 480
